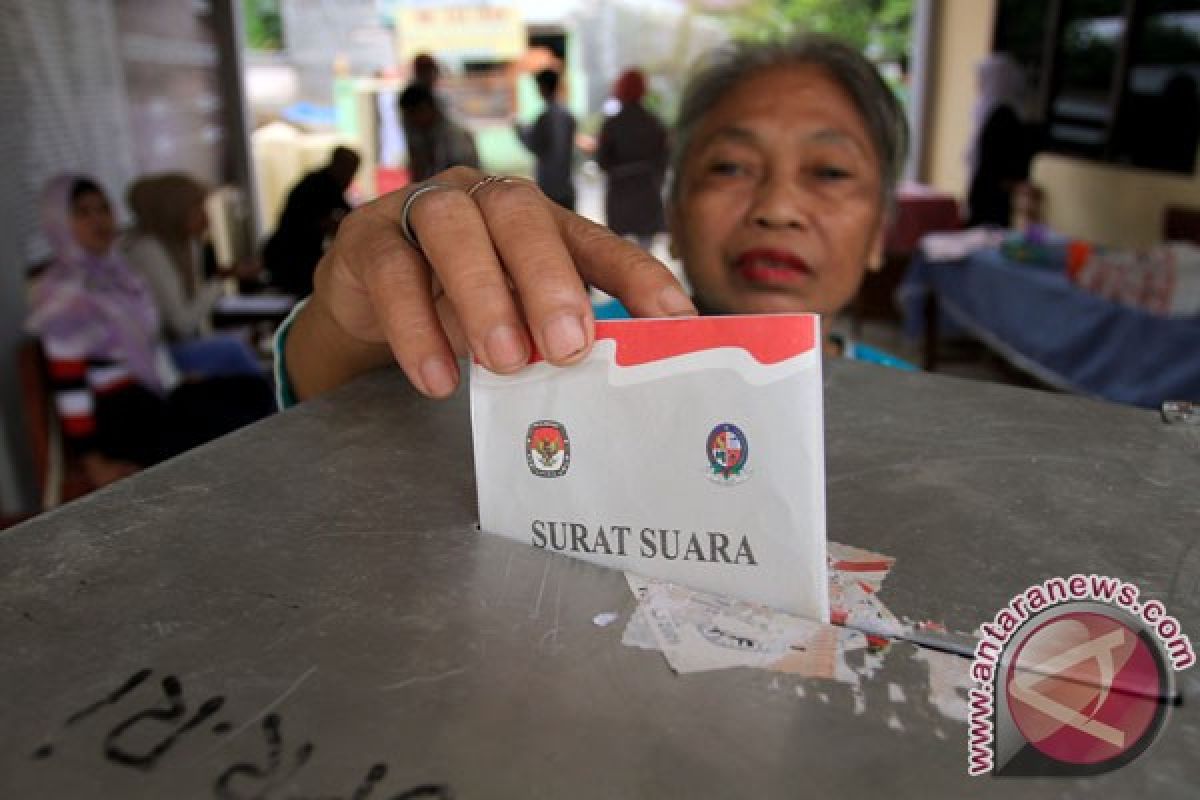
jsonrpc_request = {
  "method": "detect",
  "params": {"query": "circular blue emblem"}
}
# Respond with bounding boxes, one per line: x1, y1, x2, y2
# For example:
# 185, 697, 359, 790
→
707, 423, 748, 480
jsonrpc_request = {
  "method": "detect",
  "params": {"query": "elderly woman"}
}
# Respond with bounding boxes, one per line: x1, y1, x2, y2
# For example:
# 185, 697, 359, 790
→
279, 34, 907, 403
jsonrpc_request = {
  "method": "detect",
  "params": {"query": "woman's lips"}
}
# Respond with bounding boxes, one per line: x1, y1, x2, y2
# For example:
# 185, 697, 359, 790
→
734, 248, 813, 287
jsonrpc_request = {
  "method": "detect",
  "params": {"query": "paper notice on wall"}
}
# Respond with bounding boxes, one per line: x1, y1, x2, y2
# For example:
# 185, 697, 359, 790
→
470, 315, 829, 621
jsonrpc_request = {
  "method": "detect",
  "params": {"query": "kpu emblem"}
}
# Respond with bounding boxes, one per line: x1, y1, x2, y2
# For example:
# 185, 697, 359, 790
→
526, 420, 570, 478
707, 423, 749, 484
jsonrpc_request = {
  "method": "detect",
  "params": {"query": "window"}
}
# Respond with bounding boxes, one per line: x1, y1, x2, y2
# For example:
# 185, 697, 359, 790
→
994, 0, 1200, 175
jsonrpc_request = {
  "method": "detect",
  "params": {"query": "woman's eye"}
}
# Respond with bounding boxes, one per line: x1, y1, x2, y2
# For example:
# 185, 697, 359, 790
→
709, 160, 748, 177
814, 165, 851, 181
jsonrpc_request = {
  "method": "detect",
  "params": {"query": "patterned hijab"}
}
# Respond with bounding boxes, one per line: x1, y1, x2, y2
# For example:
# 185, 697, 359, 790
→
27, 174, 167, 392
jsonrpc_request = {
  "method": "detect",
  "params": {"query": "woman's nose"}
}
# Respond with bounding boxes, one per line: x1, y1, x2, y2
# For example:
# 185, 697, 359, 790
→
748, 177, 810, 230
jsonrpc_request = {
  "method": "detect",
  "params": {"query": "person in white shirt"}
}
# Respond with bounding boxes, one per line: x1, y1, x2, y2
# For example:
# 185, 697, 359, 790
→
122, 173, 261, 377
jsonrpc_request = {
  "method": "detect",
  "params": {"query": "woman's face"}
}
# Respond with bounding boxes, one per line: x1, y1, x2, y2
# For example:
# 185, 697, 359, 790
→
70, 190, 118, 256
187, 201, 209, 237
669, 64, 886, 317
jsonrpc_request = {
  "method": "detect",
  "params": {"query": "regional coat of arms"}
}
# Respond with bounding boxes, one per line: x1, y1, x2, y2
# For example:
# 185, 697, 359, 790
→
706, 422, 749, 484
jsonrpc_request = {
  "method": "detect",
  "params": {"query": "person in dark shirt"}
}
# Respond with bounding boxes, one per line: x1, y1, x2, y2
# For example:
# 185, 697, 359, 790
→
597, 68, 669, 249
966, 54, 1033, 228
263, 146, 360, 297
399, 84, 480, 183
514, 68, 577, 210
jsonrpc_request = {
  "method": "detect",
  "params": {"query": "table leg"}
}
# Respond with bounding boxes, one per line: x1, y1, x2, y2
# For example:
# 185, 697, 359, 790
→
923, 290, 940, 372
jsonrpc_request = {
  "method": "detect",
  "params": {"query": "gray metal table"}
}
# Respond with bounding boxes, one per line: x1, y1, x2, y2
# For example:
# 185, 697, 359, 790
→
3, 361, 1198, 798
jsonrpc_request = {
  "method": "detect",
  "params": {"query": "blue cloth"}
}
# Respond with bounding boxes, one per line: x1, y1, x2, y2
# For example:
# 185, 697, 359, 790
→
844, 341, 917, 371
898, 249, 1200, 408
171, 334, 263, 379
593, 297, 631, 320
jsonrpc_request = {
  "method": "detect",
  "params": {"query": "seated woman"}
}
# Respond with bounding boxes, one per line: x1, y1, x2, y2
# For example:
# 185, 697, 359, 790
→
122, 172, 262, 377
27, 175, 275, 487
279, 34, 909, 403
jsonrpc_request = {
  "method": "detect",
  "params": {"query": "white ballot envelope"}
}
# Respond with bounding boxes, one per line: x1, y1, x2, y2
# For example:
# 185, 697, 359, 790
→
470, 314, 829, 621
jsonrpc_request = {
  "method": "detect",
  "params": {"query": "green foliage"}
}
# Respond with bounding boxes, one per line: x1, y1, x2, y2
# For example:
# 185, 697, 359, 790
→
243, 0, 283, 52
722, 0, 913, 61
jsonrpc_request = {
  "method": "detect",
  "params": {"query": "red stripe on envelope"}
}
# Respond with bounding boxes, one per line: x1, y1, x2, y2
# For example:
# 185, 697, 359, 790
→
832, 560, 894, 572
518, 314, 818, 367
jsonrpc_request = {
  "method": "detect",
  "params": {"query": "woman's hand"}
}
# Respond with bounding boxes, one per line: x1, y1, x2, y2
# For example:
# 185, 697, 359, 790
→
285, 167, 695, 401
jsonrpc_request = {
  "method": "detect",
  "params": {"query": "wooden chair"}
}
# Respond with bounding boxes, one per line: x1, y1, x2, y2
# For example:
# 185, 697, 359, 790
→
17, 338, 94, 509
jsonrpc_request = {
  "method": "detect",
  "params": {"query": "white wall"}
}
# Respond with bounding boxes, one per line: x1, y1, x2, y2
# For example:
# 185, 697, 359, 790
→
0, 0, 140, 513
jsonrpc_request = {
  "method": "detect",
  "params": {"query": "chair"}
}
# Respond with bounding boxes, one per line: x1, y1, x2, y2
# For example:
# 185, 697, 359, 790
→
17, 338, 94, 509
1164, 206, 1200, 244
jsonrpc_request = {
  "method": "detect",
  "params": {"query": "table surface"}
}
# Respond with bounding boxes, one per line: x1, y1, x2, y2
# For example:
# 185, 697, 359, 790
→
2, 360, 1198, 798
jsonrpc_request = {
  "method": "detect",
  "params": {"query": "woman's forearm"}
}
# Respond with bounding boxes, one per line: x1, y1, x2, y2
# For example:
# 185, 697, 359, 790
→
284, 296, 393, 401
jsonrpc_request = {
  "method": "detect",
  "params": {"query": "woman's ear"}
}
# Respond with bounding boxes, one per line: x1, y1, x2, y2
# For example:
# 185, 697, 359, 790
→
666, 203, 680, 259
866, 225, 885, 273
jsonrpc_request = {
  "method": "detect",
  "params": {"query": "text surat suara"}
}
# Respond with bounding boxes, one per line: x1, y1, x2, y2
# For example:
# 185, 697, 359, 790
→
531, 519, 758, 565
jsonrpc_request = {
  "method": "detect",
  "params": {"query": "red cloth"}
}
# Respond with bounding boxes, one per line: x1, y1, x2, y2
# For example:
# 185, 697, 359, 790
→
886, 184, 962, 255
613, 69, 646, 104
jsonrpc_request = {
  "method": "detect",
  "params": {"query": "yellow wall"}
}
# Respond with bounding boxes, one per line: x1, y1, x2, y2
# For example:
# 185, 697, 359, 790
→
1033, 155, 1200, 249
924, 0, 1200, 247
925, 0, 996, 198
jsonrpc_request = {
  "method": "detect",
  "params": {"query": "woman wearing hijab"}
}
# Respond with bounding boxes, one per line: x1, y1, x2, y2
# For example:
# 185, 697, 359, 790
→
966, 53, 1033, 228
596, 68, 669, 250
123, 172, 261, 377
27, 175, 274, 487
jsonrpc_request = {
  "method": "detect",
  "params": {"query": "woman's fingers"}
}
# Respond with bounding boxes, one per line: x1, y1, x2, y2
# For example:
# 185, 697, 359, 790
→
470, 178, 594, 365
405, 183, 536, 373
552, 207, 697, 319
320, 191, 460, 397
312, 166, 696, 400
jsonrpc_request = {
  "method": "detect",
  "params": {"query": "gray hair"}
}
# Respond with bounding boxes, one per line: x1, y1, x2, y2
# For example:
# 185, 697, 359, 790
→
668, 33, 909, 212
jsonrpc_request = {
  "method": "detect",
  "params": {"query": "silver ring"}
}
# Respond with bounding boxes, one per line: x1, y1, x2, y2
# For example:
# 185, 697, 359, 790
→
399, 182, 453, 251
466, 174, 516, 197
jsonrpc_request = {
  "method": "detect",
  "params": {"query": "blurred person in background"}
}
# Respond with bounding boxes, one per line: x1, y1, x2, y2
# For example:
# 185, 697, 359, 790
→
123, 173, 261, 378
596, 68, 669, 250
27, 176, 274, 487
966, 53, 1033, 228
399, 83, 480, 183
514, 68, 577, 210
411, 53, 441, 92
263, 146, 360, 298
